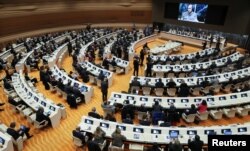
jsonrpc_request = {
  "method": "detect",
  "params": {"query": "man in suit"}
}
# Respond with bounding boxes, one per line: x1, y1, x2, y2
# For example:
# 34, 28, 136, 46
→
72, 127, 87, 144
72, 86, 85, 103
133, 57, 139, 76
36, 107, 51, 125
130, 77, 141, 87
167, 79, 176, 88
101, 78, 108, 102
67, 93, 77, 109
88, 107, 102, 119
188, 135, 204, 151
140, 48, 145, 66
101, 101, 115, 113
64, 82, 73, 94
155, 78, 164, 88
121, 100, 135, 120
97, 71, 105, 81
7, 122, 32, 140
102, 57, 110, 70
146, 61, 153, 77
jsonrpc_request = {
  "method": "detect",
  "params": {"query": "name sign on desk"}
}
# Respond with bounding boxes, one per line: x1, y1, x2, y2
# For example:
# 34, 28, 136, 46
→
208, 135, 250, 151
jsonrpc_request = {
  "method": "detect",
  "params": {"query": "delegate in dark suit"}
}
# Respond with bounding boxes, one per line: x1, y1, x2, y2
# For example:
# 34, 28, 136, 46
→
101, 79, 108, 102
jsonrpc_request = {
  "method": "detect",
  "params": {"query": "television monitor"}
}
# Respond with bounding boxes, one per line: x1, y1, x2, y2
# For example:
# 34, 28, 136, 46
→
133, 128, 144, 133
41, 101, 46, 107
181, 99, 189, 103
241, 93, 248, 97
0, 137, 5, 145
187, 130, 197, 135
238, 127, 247, 132
167, 99, 175, 103
230, 95, 237, 99
34, 96, 39, 102
85, 119, 93, 125
177, 79, 182, 83
157, 66, 162, 69
127, 96, 134, 100
151, 129, 161, 134
178, 3, 208, 23
49, 106, 56, 111
140, 97, 148, 102
204, 130, 215, 135
194, 98, 202, 102
154, 98, 162, 102
219, 96, 226, 101
74, 83, 79, 88
80, 86, 87, 92
100, 122, 109, 128
169, 130, 179, 138
116, 125, 126, 131
222, 129, 232, 135
114, 94, 121, 98
207, 98, 214, 102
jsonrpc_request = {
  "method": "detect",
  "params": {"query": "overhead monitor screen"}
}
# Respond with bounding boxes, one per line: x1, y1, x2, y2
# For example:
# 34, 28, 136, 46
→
178, 3, 208, 23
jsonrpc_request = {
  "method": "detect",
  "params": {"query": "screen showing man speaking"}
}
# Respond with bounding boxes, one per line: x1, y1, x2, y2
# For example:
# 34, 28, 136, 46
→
178, 3, 208, 23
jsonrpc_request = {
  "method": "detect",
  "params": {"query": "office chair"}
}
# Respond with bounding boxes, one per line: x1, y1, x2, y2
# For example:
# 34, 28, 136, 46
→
182, 113, 196, 123
196, 111, 209, 121
209, 109, 223, 120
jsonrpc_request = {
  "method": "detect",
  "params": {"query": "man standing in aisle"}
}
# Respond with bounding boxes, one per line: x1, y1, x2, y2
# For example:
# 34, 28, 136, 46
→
101, 78, 108, 102
140, 48, 145, 66
133, 56, 140, 76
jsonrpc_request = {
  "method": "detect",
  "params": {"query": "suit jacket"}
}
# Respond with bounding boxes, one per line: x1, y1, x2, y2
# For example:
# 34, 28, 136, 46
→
155, 81, 164, 88
111, 133, 126, 147
7, 128, 20, 140
88, 112, 101, 119
72, 130, 85, 142
87, 141, 101, 151
188, 139, 204, 151
101, 81, 108, 93
36, 111, 49, 123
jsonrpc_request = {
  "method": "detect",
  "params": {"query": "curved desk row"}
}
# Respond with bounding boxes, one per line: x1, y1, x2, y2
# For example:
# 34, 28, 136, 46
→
108, 90, 250, 110
0, 41, 27, 62
79, 116, 250, 144
150, 41, 182, 55
159, 31, 226, 49
103, 40, 130, 74
11, 72, 65, 128
150, 48, 216, 62
131, 66, 250, 87
80, 61, 113, 87
151, 51, 243, 73
51, 66, 94, 103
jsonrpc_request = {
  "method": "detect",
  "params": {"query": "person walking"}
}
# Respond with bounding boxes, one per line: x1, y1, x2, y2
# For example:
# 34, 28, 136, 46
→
101, 78, 108, 102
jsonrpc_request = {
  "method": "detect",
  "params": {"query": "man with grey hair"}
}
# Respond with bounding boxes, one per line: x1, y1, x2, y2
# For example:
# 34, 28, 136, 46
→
180, 4, 198, 22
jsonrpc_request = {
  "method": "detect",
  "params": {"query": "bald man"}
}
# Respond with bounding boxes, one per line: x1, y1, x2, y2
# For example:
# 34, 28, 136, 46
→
181, 4, 198, 22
